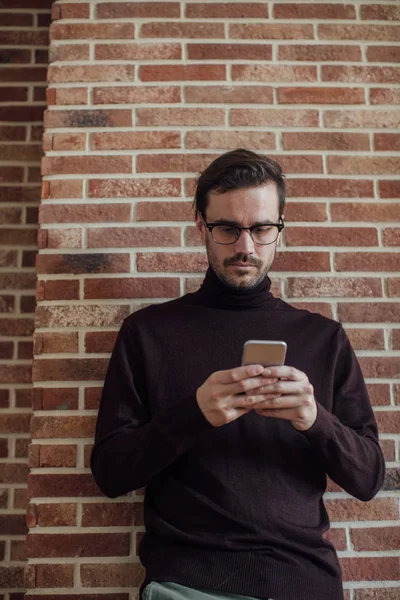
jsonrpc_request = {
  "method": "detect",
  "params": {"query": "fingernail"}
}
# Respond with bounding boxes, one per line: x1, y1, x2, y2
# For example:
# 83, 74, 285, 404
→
264, 369, 271, 375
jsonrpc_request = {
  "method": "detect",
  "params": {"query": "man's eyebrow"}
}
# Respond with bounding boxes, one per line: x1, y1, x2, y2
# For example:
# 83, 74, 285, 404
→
210, 219, 277, 226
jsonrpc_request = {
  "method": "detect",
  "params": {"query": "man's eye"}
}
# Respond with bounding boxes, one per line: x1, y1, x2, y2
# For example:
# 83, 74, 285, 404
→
219, 226, 236, 234
253, 226, 272, 234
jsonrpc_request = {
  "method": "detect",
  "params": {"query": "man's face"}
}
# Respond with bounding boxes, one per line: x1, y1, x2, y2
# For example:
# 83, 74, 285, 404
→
196, 183, 282, 290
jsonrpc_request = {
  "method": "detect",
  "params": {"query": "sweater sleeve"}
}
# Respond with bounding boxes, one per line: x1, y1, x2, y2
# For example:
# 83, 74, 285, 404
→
90, 317, 213, 498
301, 324, 385, 501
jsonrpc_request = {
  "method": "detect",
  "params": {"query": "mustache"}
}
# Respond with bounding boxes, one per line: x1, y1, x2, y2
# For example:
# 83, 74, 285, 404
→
224, 254, 262, 268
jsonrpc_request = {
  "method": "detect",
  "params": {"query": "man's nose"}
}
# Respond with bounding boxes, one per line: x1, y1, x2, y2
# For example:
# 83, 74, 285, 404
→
234, 229, 255, 254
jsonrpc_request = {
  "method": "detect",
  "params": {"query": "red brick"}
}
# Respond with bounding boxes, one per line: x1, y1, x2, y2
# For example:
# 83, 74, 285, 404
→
93, 85, 181, 104
282, 203, 327, 222
28, 532, 129, 557
0, 126, 26, 141
283, 132, 369, 151
0, 272, 36, 290
332, 203, 400, 222
48, 87, 88, 105
361, 4, 400, 20
0, 295, 14, 313
232, 65, 317, 83
335, 252, 399, 272
189, 43, 272, 60
287, 277, 381, 298
0, 186, 39, 204
325, 109, 400, 129
370, 87, 400, 105
381, 221, 400, 249
380, 181, 400, 198
0, 106, 45, 122
45, 228, 83, 249
85, 331, 118, 354
187, 3, 268, 18
185, 85, 273, 105
380, 439, 395, 460
387, 278, 400, 297
84, 277, 180, 299
0, 66, 47, 83
18, 340, 33, 359
0, 318, 33, 336
30, 563, 74, 588
10, 538, 26, 561
84, 387, 102, 410
0, 464, 29, 484
375, 134, 400, 152
0, 514, 27, 535
95, 42, 181, 60
366, 383, 391, 407
50, 22, 136, 40
91, 131, 180, 150
51, 43, 90, 61
36, 503, 77, 527
0, 249, 17, 267
42, 179, 83, 199
359, 357, 400, 379
326, 498, 398, 522
51, 133, 86, 151
137, 153, 212, 173
275, 3, 355, 18
32, 388, 79, 412
36, 253, 130, 275
0, 87, 28, 102
89, 177, 181, 198
24, 595, 128, 600
39, 280, 79, 301
137, 252, 207, 273
319, 23, 400, 41
287, 179, 379, 199
0, 365, 33, 384
341, 557, 399, 582
0, 342, 13, 359
352, 527, 400, 551
32, 358, 109, 382
355, 590, 400, 600
322, 65, 400, 84
393, 330, 400, 350
230, 109, 318, 127
0, 13, 33, 26
80, 563, 144, 587
42, 155, 132, 176
278, 86, 365, 105
31, 416, 95, 439
140, 64, 226, 82
136, 201, 193, 221
35, 305, 129, 328
338, 302, 399, 323
140, 22, 224, 38
345, 329, 385, 350
38, 445, 77, 468
97, 2, 179, 18
57, 2, 90, 18
375, 411, 400, 433
280, 44, 361, 62
39, 203, 131, 224
329, 156, 400, 175
0, 167, 24, 184
44, 109, 132, 128
0, 144, 42, 162
87, 226, 180, 248
230, 23, 314, 39
367, 46, 400, 62
136, 107, 225, 126
48, 65, 136, 83
33, 332, 78, 355
185, 130, 276, 150
82, 502, 142, 526
273, 252, 330, 272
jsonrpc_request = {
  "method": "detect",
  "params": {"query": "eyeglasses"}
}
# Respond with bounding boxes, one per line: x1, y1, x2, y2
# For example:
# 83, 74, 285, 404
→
201, 215, 284, 246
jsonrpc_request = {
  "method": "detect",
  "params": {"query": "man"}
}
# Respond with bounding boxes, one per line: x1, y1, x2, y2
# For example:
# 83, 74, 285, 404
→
91, 149, 385, 600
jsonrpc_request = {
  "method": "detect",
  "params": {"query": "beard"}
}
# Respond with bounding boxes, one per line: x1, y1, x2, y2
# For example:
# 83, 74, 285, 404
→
205, 239, 276, 291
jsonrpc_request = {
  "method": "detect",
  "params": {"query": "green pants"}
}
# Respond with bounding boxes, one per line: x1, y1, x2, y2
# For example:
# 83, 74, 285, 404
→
143, 581, 274, 600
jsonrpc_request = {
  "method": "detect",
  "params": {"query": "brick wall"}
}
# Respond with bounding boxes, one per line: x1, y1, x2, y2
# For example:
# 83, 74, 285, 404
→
0, 1, 51, 598
27, 1, 400, 599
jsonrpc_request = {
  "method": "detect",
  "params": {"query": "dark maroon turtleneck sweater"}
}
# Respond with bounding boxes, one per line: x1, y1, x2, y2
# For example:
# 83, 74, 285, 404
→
91, 267, 385, 600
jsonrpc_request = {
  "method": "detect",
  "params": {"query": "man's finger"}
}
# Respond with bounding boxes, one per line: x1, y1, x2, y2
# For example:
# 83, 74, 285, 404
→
215, 364, 264, 384
262, 365, 306, 381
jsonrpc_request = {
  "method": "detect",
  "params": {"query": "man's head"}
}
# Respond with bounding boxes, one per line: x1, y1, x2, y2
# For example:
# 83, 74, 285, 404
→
194, 149, 286, 290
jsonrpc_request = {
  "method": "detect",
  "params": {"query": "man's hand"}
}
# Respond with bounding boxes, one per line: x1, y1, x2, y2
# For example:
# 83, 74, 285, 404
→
196, 365, 278, 427
248, 366, 317, 432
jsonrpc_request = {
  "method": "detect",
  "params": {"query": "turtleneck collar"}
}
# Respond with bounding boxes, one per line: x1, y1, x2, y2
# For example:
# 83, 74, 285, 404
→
193, 266, 275, 310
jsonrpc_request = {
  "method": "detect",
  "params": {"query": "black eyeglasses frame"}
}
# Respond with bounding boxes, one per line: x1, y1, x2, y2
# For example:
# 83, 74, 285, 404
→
200, 215, 285, 246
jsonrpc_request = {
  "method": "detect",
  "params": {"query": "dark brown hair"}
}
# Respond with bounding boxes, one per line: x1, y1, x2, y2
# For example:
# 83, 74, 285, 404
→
193, 148, 285, 218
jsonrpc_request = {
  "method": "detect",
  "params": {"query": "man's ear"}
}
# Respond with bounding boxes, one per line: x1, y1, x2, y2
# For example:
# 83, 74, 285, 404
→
195, 212, 204, 234
277, 214, 284, 247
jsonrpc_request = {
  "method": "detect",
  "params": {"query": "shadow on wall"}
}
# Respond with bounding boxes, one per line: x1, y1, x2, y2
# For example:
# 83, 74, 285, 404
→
0, 0, 51, 596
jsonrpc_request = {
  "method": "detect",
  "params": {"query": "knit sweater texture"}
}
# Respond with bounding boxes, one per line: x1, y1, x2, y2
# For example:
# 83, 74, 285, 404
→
90, 267, 385, 600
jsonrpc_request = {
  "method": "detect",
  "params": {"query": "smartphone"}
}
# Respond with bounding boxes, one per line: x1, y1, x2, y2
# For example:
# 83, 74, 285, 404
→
241, 340, 287, 367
